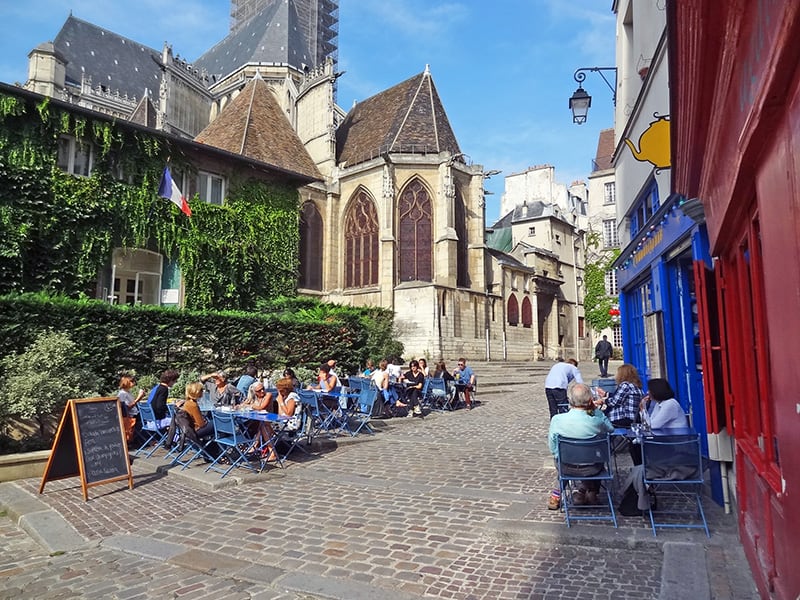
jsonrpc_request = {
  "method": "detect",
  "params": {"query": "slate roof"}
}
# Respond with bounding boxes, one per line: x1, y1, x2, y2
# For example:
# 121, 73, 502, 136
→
194, 1, 310, 79
336, 68, 461, 166
52, 15, 162, 101
128, 94, 157, 129
593, 128, 614, 171
490, 201, 549, 229
194, 76, 321, 181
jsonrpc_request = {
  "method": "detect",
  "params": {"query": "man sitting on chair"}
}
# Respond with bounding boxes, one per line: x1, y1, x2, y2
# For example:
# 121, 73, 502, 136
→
452, 357, 476, 410
548, 382, 614, 507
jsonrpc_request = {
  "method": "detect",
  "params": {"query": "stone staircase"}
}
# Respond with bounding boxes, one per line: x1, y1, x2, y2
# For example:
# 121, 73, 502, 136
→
465, 360, 552, 396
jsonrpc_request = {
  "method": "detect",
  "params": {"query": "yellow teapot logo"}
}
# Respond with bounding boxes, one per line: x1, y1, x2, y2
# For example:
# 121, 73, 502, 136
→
624, 113, 670, 169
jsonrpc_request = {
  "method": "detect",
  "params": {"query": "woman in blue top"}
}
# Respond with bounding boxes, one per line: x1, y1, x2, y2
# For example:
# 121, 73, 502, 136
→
641, 378, 687, 430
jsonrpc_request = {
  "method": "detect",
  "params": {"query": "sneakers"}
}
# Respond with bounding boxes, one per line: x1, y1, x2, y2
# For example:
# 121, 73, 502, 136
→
547, 490, 561, 510
413, 406, 422, 416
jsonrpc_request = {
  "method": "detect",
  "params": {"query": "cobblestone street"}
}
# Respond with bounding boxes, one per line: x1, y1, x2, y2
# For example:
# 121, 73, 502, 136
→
0, 362, 759, 599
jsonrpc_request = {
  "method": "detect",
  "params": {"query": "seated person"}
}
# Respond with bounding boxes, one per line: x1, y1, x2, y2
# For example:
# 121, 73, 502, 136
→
235, 364, 258, 397
402, 359, 425, 418
275, 376, 302, 430
362, 359, 376, 377
640, 378, 688, 429
548, 382, 614, 507
418, 357, 429, 377
595, 363, 644, 427
241, 381, 274, 411
432, 360, 455, 401
201, 370, 243, 407
307, 363, 340, 410
452, 357, 476, 410
244, 381, 279, 460
145, 369, 179, 429
282, 367, 301, 391
371, 359, 398, 415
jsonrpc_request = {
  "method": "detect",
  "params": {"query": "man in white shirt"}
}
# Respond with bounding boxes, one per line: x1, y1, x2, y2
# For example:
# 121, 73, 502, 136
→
544, 358, 583, 420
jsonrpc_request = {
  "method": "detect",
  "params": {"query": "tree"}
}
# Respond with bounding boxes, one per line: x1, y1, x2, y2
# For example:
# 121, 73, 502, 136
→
0, 331, 101, 438
583, 231, 621, 333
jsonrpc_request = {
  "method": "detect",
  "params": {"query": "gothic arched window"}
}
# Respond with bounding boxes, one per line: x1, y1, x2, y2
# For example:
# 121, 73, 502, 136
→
344, 189, 379, 288
299, 202, 323, 290
455, 187, 469, 288
507, 294, 519, 326
522, 296, 533, 328
397, 178, 432, 283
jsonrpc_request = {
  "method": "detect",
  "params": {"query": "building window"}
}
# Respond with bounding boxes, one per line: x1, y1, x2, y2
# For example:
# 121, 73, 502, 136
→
344, 189, 379, 288
604, 182, 616, 205
613, 324, 622, 348
521, 296, 532, 328
603, 219, 619, 248
56, 135, 93, 176
299, 202, 323, 291
578, 317, 585, 338
455, 188, 469, 287
555, 233, 561, 244
507, 294, 519, 326
397, 178, 432, 282
605, 270, 619, 295
197, 171, 225, 205
529, 226, 536, 236
109, 248, 162, 306
630, 180, 659, 236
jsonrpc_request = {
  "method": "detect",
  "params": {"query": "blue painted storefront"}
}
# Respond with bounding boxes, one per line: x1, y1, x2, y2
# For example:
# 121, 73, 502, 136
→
614, 194, 722, 505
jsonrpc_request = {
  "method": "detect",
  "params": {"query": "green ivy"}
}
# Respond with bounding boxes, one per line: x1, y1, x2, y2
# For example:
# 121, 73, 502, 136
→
0, 91, 300, 311
584, 231, 620, 333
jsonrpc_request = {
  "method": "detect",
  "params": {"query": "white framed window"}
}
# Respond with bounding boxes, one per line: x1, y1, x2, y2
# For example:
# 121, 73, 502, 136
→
613, 324, 623, 348
604, 181, 616, 205
605, 270, 618, 295
603, 219, 619, 248
109, 248, 163, 306
56, 135, 94, 176
198, 171, 225, 205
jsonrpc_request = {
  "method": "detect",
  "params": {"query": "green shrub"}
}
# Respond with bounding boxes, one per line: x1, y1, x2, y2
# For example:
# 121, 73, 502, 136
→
0, 330, 102, 438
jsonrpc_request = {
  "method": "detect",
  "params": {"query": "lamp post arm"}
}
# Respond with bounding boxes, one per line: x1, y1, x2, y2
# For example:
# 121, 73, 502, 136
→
573, 67, 617, 106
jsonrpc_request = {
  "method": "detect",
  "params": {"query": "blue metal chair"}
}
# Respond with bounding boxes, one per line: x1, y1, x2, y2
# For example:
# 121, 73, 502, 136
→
298, 390, 332, 441
642, 433, 709, 537
205, 410, 259, 478
556, 434, 617, 528
134, 403, 170, 458
349, 385, 379, 436
424, 377, 449, 412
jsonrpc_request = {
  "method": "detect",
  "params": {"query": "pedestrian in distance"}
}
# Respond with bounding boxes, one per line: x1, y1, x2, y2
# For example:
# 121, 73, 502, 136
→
594, 335, 613, 378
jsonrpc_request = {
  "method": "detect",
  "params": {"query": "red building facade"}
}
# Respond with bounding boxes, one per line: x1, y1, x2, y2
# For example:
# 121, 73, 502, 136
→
668, 2, 800, 598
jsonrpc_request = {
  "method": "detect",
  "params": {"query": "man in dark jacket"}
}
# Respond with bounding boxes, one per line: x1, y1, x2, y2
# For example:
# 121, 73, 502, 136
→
594, 335, 613, 378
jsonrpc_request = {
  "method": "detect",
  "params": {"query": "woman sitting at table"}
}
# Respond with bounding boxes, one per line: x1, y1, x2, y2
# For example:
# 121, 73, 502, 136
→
282, 367, 302, 391
640, 378, 688, 429
275, 377, 302, 431
595, 363, 644, 427
548, 382, 614, 507
242, 381, 279, 460
403, 359, 425, 418
371, 359, 398, 416
201, 370, 243, 407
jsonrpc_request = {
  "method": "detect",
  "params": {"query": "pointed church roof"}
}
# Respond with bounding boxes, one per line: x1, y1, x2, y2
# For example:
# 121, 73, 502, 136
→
52, 14, 161, 101
128, 93, 157, 129
194, 1, 310, 78
336, 67, 462, 167
194, 77, 321, 180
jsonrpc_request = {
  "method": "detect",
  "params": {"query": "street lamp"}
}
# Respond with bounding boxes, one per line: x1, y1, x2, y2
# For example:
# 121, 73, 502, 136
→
569, 67, 617, 124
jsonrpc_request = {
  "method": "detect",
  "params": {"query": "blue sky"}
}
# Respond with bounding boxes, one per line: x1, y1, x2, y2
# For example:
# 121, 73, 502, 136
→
0, 0, 615, 224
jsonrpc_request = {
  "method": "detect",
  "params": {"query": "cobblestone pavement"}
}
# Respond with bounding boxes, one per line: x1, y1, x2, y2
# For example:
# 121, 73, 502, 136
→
0, 362, 760, 599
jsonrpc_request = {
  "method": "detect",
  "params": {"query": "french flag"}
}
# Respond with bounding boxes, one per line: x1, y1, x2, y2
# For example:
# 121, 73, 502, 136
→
158, 167, 191, 217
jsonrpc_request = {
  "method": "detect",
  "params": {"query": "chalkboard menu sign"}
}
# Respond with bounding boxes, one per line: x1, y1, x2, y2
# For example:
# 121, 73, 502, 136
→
39, 397, 133, 501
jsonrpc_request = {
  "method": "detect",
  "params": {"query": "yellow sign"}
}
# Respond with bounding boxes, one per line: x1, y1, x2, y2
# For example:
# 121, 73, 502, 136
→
624, 115, 670, 169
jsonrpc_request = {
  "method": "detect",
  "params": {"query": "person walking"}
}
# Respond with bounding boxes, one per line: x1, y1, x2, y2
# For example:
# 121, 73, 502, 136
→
594, 335, 613, 378
544, 358, 583, 419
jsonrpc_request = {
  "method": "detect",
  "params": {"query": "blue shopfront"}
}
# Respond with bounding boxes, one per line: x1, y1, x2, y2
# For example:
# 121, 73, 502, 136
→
613, 192, 724, 506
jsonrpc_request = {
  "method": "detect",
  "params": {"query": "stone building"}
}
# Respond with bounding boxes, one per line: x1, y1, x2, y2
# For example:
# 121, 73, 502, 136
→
18, 1, 576, 361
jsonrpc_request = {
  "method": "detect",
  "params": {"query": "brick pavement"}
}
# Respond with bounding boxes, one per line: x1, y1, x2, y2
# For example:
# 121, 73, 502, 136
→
0, 362, 759, 599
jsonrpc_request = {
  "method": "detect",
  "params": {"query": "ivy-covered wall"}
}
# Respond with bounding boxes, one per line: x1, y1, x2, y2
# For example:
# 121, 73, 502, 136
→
0, 91, 301, 311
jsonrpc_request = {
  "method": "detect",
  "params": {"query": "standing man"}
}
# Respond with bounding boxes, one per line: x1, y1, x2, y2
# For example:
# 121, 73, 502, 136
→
544, 358, 583, 419
594, 335, 613, 378
453, 357, 476, 410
